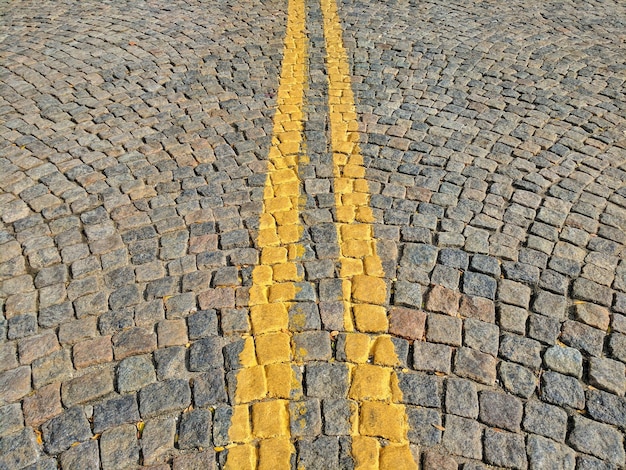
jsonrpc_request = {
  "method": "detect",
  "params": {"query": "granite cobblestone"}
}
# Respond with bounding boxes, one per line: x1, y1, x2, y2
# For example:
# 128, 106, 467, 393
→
1, 0, 625, 467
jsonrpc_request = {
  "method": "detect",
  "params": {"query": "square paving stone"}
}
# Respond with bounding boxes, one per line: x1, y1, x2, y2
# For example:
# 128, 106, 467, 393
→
462, 272, 497, 300
427, 313, 462, 346
586, 389, 626, 428
194, 369, 228, 407
59, 439, 100, 470
499, 362, 536, 398
141, 416, 176, 465
189, 337, 223, 371
523, 400, 568, 442
478, 390, 523, 432
543, 345, 583, 378
41, 406, 92, 454
0, 428, 39, 469
541, 371, 585, 410
445, 378, 479, 418
0, 403, 23, 437
155, 346, 188, 380
463, 318, 499, 356
499, 333, 542, 370
179, 409, 212, 450
454, 347, 496, 385
568, 415, 625, 466
396, 371, 441, 407
407, 407, 442, 447
139, 379, 191, 418
442, 414, 482, 460
290, 399, 322, 437
297, 436, 339, 470
306, 362, 350, 398
560, 320, 605, 357
413, 341, 452, 374
588, 357, 625, 396
322, 399, 354, 436
117, 354, 156, 393
292, 331, 332, 361
93, 394, 140, 434
483, 428, 527, 470
527, 435, 575, 470
100, 424, 139, 470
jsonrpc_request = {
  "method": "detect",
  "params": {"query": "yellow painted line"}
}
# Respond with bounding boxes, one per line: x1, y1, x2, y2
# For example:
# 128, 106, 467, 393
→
223, 0, 307, 467
320, 0, 419, 468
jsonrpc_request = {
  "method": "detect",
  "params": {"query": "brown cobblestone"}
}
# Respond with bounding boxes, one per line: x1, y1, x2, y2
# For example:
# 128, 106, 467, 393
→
23, 382, 63, 427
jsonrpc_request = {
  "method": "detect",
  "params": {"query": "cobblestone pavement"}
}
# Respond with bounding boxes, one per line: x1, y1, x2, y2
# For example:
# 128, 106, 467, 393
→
1, 0, 625, 468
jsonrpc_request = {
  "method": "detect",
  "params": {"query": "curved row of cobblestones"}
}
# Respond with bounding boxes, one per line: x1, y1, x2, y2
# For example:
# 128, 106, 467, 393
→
0, 0, 624, 469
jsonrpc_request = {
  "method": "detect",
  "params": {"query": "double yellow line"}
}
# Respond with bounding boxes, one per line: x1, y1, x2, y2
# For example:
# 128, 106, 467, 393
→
224, 0, 418, 468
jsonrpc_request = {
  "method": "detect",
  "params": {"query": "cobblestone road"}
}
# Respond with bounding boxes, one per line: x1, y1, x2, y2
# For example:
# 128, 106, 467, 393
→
1, 0, 625, 469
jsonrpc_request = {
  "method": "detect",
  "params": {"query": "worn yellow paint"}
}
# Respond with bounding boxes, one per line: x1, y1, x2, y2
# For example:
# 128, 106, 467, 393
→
255, 332, 292, 365
349, 364, 392, 401
252, 400, 290, 438
224, 443, 256, 470
353, 304, 388, 332
351, 436, 380, 470
258, 437, 294, 470
343, 332, 370, 363
320, 0, 418, 467
228, 405, 251, 443
224, 0, 418, 466
224, 0, 307, 464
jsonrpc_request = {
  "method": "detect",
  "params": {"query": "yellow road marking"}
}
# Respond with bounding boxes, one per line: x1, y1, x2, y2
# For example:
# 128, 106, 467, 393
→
320, 0, 419, 467
226, 0, 418, 468
224, 0, 307, 467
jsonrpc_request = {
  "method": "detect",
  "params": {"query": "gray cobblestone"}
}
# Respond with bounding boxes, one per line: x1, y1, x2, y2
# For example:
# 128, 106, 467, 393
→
2, 0, 626, 467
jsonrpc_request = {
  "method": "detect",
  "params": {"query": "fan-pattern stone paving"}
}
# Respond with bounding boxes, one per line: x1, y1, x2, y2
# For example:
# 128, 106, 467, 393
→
0, 0, 625, 469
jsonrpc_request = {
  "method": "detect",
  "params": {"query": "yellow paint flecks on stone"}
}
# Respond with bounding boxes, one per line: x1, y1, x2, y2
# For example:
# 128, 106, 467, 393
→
256, 332, 292, 365
351, 436, 380, 470
359, 401, 407, 442
353, 304, 388, 333
379, 444, 418, 470
290, 400, 310, 435
252, 400, 290, 438
349, 364, 392, 401
258, 437, 294, 470
224, 443, 256, 470
288, 243, 306, 260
